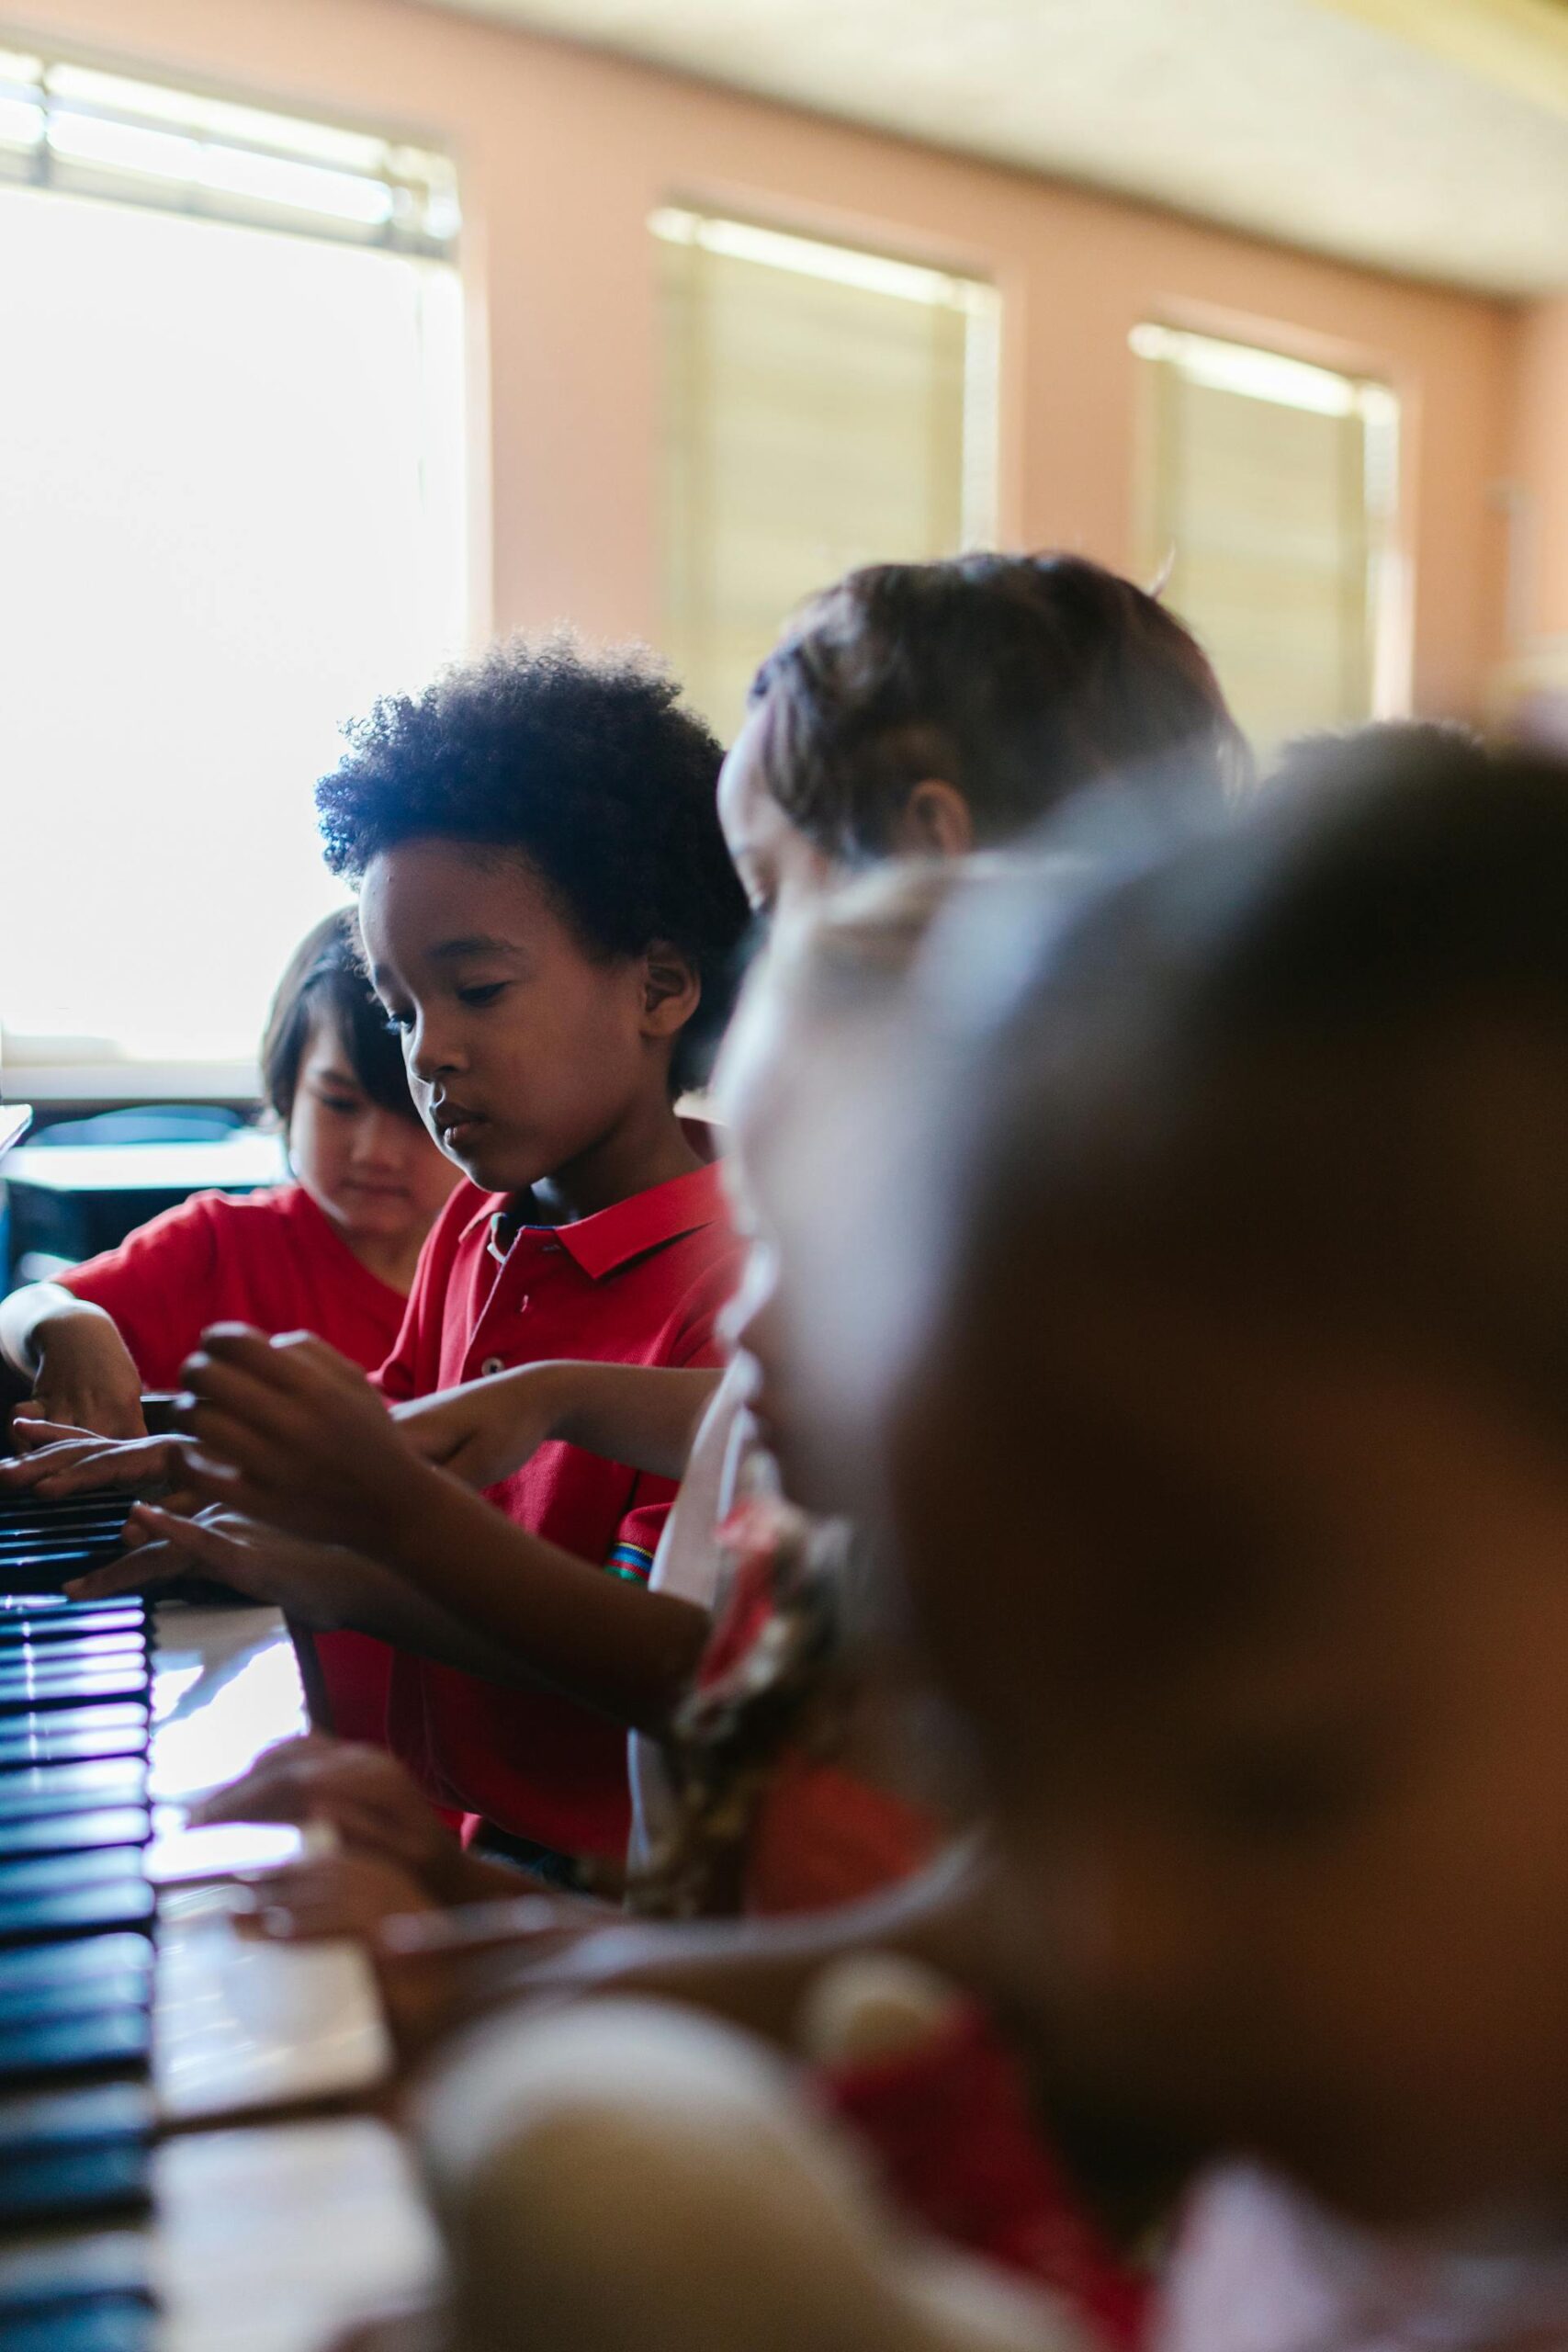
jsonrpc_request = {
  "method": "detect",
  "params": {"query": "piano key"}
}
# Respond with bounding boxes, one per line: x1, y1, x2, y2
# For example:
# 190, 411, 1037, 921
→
0, 1645, 148, 1679
0, 2222, 150, 2300
0, 1616, 147, 1651
0, 1765, 149, 1824
0, 1676, 150, 1714
0, 1852, 146, 1897
0, 1597, 141, 1618
0, 1943, 152, 2008
0, 2081, 153, 2155
0, 2010, 151, 2090
0, 1715, 150, 1771
0, 1812, 151, 1863
0, 2302, 153, 2352
0, 1880, 156, 1949
0, 1972, 151, 2033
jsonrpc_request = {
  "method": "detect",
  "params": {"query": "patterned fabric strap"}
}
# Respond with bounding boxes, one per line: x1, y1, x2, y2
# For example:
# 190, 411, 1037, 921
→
604, 1540, 657, 1585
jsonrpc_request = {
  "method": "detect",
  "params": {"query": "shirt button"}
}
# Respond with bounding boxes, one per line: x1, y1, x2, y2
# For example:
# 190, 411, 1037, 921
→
479, 1356, 505, 1377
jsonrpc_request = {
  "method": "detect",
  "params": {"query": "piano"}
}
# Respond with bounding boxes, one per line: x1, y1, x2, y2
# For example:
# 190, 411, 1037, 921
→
0, 1488, 444, 2352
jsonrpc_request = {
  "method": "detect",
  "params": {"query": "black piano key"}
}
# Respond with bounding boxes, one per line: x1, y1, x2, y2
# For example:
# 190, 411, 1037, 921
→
0, 1501, 131, 1528
0, 1942, 152, 2007
0, 1615, 146, 1651
0, 1811, 150, 1863
0, 2300, 153, 2352
0, 2010, 151, 2090
0, 1644, 148, 1679
0, 2226, 151, 2304
0, 1883, 155, 1949
0, 1764, 148, 1824
0, 2081, 152, 2155
0, 1713, 150, 1770
0, 1676, 149, 1714
0, 1852, 145, 1897
0, 1972, 150, 2032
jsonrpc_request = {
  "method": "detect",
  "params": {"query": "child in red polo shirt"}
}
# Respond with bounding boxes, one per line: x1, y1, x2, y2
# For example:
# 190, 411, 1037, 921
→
0, 910, 461, 1742
77, 635, 750, 1875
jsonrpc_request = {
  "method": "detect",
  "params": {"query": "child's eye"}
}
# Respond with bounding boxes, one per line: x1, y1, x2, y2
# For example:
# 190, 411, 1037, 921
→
315, 1093, 362, 1115
457, 982, 506, 1010
382, 1010, 413, 1035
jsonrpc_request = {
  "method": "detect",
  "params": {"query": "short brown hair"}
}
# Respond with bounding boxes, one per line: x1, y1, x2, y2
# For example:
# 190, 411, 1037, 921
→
748, 552, 1250, 863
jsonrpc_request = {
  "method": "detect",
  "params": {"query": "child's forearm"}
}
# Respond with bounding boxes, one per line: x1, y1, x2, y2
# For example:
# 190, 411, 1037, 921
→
0, 1283, 94, 1377
527, 1362, 723, 1479
369, 1463, 709, 1734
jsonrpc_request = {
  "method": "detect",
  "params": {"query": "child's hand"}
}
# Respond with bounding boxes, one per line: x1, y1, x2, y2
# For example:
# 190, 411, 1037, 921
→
18, 1309, 147, 1441
193, 1736, 465, 1896
391, 1364, 570, 1489
64, 1500, 368, 1620
239, 1852, 438, 1943
174, 1325, 429, 1549
374, 1896, 605, 2052
0, 1424, 187, 1500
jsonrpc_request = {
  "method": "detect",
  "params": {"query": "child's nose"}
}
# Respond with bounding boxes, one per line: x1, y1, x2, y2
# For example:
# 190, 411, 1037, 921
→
353, 1109, 412, 1169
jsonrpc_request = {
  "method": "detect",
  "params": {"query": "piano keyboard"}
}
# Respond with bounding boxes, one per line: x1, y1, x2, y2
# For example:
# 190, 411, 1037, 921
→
0, 1487, 429, 2351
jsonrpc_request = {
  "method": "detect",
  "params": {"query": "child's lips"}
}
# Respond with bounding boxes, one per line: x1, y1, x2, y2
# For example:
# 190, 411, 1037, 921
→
433, 1105, 489, 1147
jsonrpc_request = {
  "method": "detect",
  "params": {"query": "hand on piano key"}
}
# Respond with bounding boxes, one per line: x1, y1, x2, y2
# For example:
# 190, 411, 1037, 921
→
62, 1508, 367, 1624
236, 1852, 437, 1945
190, 1736, 466, 1891
173, 1326, 428, 1553
0, 1427, 194, 1513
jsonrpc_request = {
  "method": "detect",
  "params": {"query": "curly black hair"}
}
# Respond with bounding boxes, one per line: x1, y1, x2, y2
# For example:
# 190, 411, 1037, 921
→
316, 634, 749, 1089
749, 552, 1252, 862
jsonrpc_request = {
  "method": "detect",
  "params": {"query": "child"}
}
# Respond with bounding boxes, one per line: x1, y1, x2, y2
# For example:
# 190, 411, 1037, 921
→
717, 551, 1249, 922
1, 909, 458, 1436
76, 634, 751, 1878
877, 731, 1568, 2313
0, 908, 462, 1740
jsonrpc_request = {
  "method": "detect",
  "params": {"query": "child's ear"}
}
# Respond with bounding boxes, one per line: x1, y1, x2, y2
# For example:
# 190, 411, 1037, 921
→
892, 779, 976, 860
639, 943, 702, 1040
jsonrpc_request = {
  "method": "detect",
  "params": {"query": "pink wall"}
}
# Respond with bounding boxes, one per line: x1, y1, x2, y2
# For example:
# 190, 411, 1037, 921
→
1511, 296, 1568, 645
14, 0, 1520, 718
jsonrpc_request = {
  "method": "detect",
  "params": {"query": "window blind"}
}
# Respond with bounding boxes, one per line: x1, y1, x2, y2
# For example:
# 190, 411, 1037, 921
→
1134, 323, 1401, 753
0, 45, 457, 255
654, 208, 998, 741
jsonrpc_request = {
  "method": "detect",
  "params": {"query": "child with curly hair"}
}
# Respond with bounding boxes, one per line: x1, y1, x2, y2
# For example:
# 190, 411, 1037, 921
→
71, 635, 750, 1879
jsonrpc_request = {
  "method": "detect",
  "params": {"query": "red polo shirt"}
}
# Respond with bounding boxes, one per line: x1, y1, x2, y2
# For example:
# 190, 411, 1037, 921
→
375, 1159, 741, 1860
58, 1183, 408, 1745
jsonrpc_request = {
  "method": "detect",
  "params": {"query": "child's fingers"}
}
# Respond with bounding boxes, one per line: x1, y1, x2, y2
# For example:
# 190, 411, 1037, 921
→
376, 1895, 567, 1960
268, 1331, 371, 1390
197, 1326, 365, 1400
174, 1406, 293, 1487
189, 1736, 339, 1826
64, 1544, 185, 1601
6, 1416, 96, 1456
121, 1502, 261, 1587
175, 1361, 314, 1449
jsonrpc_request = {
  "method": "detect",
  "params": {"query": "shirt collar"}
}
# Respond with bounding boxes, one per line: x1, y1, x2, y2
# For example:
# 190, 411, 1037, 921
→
488, 1159, 728, 1283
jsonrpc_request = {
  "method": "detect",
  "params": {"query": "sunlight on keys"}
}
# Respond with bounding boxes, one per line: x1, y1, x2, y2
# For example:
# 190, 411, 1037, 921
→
151, 1608, 308, 1808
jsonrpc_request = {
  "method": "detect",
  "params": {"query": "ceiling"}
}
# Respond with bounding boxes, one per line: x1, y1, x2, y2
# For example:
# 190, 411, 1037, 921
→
422, 0, 1568, 297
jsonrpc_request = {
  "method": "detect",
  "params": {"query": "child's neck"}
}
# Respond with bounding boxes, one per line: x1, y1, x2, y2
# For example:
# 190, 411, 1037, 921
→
528, 1097, 703, 1225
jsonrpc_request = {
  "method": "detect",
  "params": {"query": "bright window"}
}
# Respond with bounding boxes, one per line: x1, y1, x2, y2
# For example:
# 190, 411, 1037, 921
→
1134, 322, 1404, 753
654, 207, 999, 742
0, 52, 467, 1090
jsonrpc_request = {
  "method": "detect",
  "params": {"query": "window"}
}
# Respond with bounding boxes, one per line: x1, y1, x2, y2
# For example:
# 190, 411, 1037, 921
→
1133, 322, 1403, 754
654, 207, 999, 742
0, 49, 467, 1091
